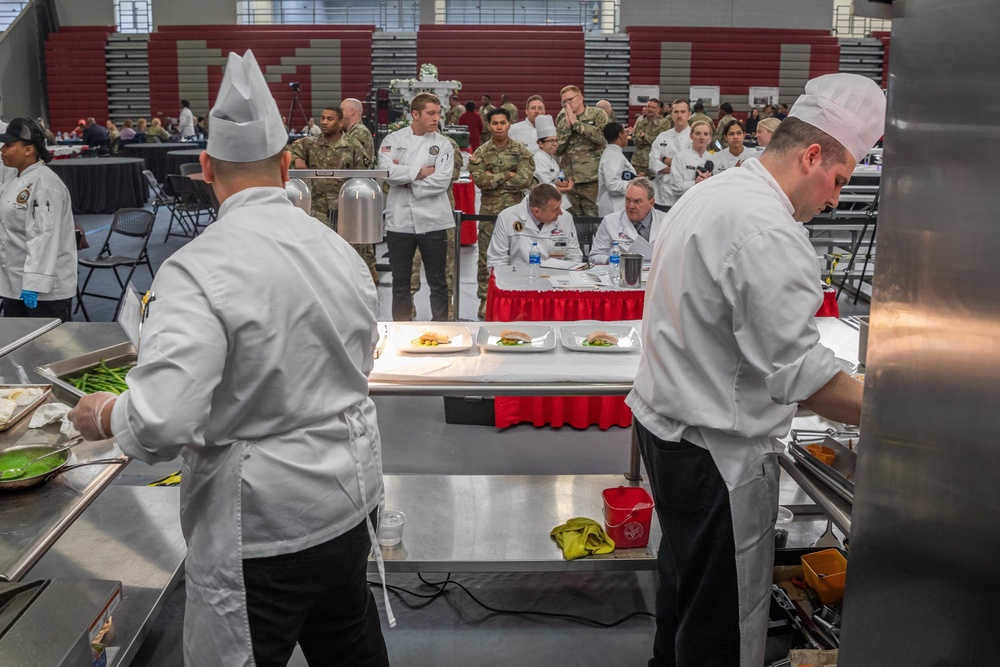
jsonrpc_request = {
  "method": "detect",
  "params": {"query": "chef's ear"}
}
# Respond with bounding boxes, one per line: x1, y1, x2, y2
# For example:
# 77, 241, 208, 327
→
199, 150, 214, 184
278, 149, 292, 184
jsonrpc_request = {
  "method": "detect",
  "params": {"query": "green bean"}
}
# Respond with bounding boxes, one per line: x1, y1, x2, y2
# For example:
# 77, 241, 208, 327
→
68, 360, 133, 395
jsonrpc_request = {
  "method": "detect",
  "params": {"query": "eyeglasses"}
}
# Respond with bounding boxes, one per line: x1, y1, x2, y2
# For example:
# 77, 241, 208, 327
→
540, 138, 558, 144
561, 94, 581, 105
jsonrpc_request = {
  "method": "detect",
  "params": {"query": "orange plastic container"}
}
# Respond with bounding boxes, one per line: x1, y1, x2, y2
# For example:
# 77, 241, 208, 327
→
801, 548, 847, 605
602, 486, 654, 549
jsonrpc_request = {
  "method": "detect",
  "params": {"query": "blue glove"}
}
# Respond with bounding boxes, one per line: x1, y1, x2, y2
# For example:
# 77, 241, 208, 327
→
20, 290, 38, 309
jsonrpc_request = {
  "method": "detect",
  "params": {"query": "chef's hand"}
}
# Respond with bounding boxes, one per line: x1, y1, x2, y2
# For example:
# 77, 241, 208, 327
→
20, 290, 38, 309
416, 165, 436, 180
68, 392, 117, 441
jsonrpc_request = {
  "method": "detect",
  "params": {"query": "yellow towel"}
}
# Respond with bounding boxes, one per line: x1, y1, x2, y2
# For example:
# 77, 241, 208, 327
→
550, 517, 616, 560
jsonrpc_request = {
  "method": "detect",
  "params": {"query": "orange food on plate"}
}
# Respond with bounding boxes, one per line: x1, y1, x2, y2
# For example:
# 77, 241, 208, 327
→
805, 444, 836, 466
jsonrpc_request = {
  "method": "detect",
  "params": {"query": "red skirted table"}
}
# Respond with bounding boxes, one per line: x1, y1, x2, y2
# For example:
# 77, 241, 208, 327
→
486, 271, 839, 429
452, 180, 478, 245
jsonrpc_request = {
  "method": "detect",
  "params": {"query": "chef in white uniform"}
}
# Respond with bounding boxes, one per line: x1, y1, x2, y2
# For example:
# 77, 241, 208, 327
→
0, 117, 77, 322
715, 119, 753, 172
626, 73, 884, 667
589, 177, 664, 265
648, 101, 692, 211
509, 94, 545, 153
379, 92, 454, 322
663, 119, 715, 208
531, 114, 573, 210
487, 183, 582, 268
596, 122, 636, 216
69, 50, 391, 667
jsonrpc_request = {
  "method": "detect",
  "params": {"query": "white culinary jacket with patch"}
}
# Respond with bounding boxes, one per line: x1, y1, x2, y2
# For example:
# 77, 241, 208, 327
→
379, 126, 455, 234
589, 208, 667, 265
487, 198, 582, 268
596, 144, 636, 216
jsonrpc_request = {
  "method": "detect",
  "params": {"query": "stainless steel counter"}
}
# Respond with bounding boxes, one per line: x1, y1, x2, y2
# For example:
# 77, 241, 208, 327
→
0, 318, 60, 365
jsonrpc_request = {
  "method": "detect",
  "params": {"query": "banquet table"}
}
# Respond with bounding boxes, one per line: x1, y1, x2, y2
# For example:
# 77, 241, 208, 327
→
165, 148, 204, 176
121, 142, 202, 182
452, 179, 478, 245
485, 265, 840, 428
47, 157, 148, 215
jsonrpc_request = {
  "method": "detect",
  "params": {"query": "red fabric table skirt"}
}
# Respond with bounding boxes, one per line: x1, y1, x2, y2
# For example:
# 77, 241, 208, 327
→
487, 275, 839, 429
452, 181, 478, 245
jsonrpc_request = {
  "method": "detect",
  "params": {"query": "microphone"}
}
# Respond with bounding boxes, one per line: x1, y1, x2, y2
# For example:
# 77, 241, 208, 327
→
697, 160, 714, 175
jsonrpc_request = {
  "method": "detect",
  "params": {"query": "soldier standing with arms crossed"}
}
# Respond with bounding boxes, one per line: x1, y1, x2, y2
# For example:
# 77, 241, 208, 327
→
556, 85, 608, 217
289, 105, 374, 282
468, 108, 535, 319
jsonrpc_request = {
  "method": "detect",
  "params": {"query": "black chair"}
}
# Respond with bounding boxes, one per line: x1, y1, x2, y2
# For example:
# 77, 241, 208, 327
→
76, 208, 157, 321
166, 174, 214, 240
179, 162, 202, 176
574, 216, 603, 260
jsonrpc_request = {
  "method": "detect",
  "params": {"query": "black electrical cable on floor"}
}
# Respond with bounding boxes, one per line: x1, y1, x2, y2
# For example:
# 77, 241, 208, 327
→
368, 573, 654, 628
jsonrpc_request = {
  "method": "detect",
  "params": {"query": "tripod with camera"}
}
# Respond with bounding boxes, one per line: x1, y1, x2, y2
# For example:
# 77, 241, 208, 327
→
287, 82, 308, 134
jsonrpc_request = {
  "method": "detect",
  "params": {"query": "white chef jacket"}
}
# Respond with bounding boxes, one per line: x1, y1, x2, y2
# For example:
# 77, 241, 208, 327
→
596, 144, 636, 216
0, 161, 77, 300
111, 187, 384, 665
626, 158, 840, 489
589, 208, 666, 265
532, 150, 572, 210
378, 126, 455, 234
487, 198, 583, 269
648, 126, 692, 205
509, 120, 539, 153
178, 107, 196, 137
665, 147, 714, 207
715, 144, 753, 172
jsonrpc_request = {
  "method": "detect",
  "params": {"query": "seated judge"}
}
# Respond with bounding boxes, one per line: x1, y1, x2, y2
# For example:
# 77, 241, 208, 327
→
487, 183, 583, 269
589, 177, 665, 265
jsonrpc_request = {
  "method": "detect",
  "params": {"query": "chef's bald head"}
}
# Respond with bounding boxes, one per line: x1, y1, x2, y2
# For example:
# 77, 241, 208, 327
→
763, 117, 851, 167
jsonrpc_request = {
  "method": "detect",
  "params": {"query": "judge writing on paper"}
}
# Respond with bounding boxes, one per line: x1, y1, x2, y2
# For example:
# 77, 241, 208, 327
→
486, 183, 583, 270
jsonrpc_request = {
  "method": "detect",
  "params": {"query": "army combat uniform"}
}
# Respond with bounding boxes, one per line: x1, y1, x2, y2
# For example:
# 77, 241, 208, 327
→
468, 138, 536, 318
501, 102, 519, 123
631, 114, 671, 178
288, 133, 375, 283
479, 103, 496, 126
555, 106, 609, 217
343, 121, 379, 281
446, 104, 465, 126
411, 135, 463, 318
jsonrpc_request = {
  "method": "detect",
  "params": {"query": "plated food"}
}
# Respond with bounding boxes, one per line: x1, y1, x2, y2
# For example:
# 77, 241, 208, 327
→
583, 331, 618, 347
559, 326, 641, 353
475, 325, 555, 352
411, 331, 451, 347
399, 325, 474, 354
497, 330, 532, 346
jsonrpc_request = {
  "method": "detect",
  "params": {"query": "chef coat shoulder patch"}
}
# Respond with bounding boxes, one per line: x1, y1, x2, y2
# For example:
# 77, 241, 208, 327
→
381, 144, 392, 153
513, 220, 524, 232
623, 171, 635, 181
15, 189, 30, 206
429, 145, 440, 155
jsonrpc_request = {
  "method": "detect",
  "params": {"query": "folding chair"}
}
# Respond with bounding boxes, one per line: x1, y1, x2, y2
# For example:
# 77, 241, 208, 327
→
166, 174, 214, 240
76, 208, 157, 321
179, 162, 202, 176
574, 216, 603, 261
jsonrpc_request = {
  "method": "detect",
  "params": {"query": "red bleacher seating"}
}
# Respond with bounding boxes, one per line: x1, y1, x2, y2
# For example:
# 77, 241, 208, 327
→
45, 27, 115, 133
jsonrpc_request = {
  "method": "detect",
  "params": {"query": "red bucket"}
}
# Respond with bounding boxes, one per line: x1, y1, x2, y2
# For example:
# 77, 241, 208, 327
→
602, 486, 655, 549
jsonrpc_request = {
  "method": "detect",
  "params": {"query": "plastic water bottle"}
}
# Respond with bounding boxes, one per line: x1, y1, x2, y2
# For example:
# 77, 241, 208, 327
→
609, 241, 621, 286
528, 242, 541, 280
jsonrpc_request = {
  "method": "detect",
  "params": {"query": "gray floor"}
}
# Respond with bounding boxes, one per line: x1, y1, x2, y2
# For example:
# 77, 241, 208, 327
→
73, 203, 865, 666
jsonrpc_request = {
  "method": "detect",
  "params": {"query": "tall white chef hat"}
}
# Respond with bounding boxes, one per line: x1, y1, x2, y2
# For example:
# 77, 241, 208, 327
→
207, 50, 288, 162
534, 114, 557, 140
787, 73, 886, 163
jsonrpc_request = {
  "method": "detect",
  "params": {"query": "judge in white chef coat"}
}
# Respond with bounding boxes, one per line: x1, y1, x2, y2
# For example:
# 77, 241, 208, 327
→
0, 117, 77, 322
589, 177, 665, 265
596, 122, 636, 217
627, 73, 884, 667
487, 183, 583, 269
69, 51, 391, 667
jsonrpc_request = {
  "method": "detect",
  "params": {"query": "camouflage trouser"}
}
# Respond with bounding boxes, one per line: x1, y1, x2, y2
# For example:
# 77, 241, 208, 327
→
411, 226, 456, 319
476, 221, 495, 319
317, 207, 379, 285
567, 181, 599, 218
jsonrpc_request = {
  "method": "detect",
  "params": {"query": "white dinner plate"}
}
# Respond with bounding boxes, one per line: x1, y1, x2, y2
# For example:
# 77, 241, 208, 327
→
397, 325, 473, 354
476, 325, 556, 352
559, 325, 642, 353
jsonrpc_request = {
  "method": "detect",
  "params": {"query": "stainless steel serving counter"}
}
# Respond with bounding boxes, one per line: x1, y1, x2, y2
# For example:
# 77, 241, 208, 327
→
0, 318, 60, 361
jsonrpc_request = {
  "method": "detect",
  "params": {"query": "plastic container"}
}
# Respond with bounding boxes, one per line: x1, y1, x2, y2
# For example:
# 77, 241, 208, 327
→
528, 243, 541, 280
801, 548, 847, 605
602, 486, 654, 549
377, 509, 406, 546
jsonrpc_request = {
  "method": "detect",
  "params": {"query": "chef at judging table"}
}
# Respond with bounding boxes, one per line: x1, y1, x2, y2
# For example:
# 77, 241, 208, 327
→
486, 183, 583, 269
69, 50, 392, 667
589, 177, 665, 265
626, 73, 884, 667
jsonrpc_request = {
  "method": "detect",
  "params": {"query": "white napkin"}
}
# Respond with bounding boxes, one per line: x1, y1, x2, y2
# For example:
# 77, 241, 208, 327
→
28, 403, 81, 438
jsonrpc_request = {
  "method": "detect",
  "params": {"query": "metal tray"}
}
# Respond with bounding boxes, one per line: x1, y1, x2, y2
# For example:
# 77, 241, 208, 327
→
789, 436, 857, 504
0, 385, 53, 432
35, 342, 137, 398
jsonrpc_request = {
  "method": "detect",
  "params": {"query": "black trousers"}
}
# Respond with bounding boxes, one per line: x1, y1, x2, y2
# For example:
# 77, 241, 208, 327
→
386, 229, 448, 321
1, 297, 73, 323
243, 510, 390, 667
635, 420, 741, 667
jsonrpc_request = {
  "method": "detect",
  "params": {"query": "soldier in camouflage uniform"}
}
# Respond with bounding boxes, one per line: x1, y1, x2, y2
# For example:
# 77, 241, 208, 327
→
288, 105, 374, 283
446, 94, 465, 126
630, 98, 670, 177
555, 85, 608, 218
468, 108, 536, 319
411, 133, 463, 319
340, 98, 379, 281
500, 95, 519, 124
479, 94, 496, 126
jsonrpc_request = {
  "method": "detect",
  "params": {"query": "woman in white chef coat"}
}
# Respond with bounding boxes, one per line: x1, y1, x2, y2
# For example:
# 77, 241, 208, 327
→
0, 118, 77, 322
714, 120, 753, 172
70, 52, 391, 667
661, 119, 714, 208
531, 114, 573, 210
487, 183, 583, 268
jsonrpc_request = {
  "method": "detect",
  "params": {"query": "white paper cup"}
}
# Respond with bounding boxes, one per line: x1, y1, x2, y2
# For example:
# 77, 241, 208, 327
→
377, 509, 406, 546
